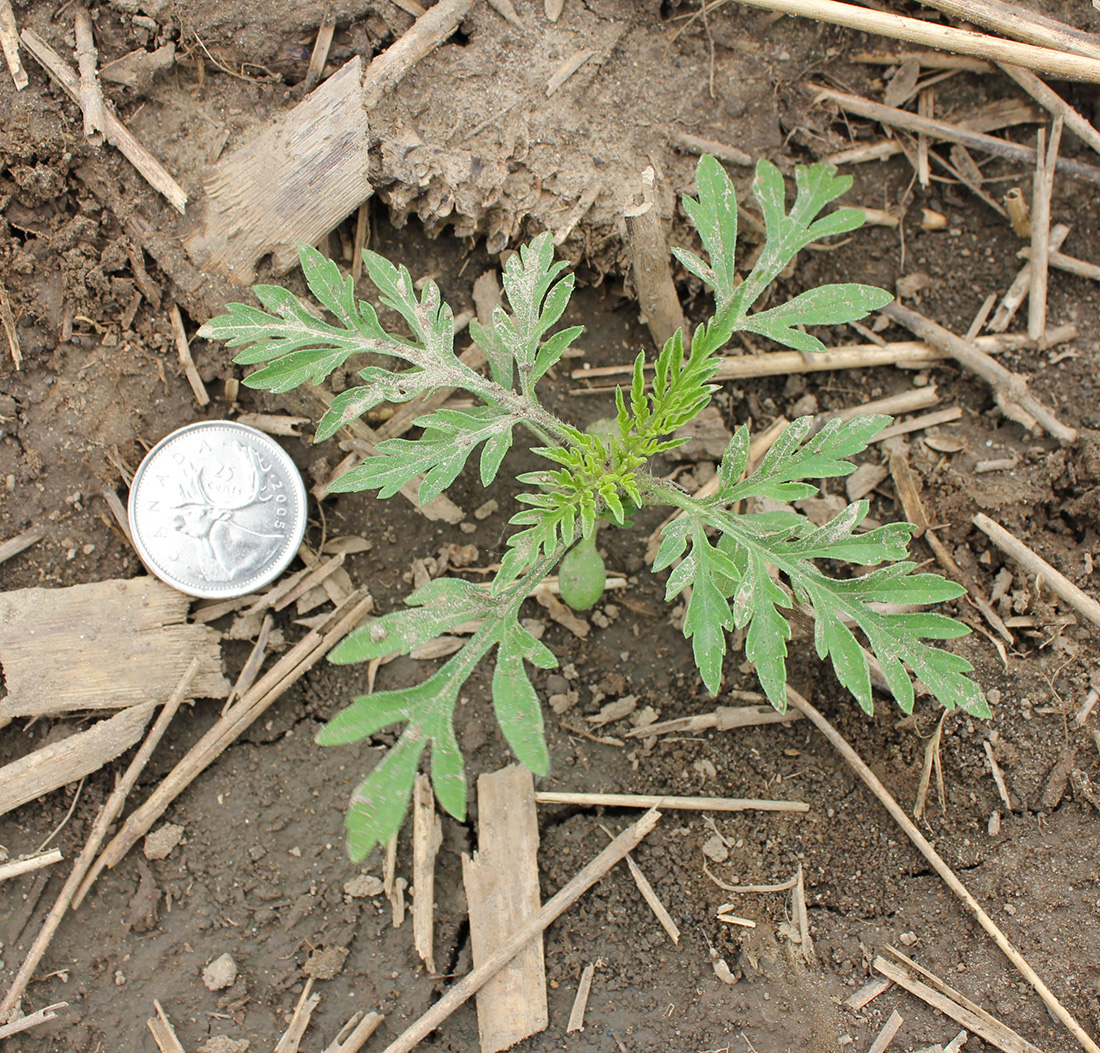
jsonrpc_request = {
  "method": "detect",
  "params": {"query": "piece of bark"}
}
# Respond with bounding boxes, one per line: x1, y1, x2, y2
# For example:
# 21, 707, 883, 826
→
412, 773, 442, 974
461, 766, 548, 1053
0, 703, 155, 817
625, 166, 686, 351
0, 577, 227, 720
0, 526, 44, 564
184, 57, 371, 283
670, 129, 752, 167
99, 42, 175, 91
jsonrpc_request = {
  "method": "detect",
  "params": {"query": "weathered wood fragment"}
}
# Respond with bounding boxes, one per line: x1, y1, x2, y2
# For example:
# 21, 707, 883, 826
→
0, 703, 155, 817
0, 577, 227, 720
184, 57, 371, 283
0, 0, 27, 89
461, 766, 548, 1052
625, 166, 685, 351
412, 773, 443, 974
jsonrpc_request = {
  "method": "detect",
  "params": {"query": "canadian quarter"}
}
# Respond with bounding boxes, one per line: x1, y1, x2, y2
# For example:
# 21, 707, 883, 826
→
128, 420, 308, 598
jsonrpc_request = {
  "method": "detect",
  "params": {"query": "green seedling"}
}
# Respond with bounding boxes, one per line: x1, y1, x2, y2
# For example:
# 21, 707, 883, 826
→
200, 156, 987, 860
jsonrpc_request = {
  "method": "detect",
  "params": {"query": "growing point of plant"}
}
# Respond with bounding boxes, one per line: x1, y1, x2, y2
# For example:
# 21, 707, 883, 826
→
200, 156, 988, 860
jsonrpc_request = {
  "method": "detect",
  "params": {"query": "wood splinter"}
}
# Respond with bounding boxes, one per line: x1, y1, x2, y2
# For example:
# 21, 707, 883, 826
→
378, 810, 661, 1053
169, 303, 210, 407
0, 0, 27, 90
785, 685, 1100, 1053
462, 766, 547, 1053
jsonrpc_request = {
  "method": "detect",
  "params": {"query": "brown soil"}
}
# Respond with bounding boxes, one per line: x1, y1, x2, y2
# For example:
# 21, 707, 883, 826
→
2, 1, 1100, 1051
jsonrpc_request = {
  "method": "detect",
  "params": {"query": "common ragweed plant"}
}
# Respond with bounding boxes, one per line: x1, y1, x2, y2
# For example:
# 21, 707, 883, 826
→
201, 157, 986, 860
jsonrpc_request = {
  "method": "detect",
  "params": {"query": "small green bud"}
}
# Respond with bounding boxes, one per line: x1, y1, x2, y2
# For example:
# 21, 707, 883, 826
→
558, 534, 606, 611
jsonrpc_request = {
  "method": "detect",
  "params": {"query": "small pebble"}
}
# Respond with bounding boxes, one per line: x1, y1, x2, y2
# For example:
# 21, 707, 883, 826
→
143, 822, 184, 861
474, 499, 498, 520
344, 874, 385, 898
702, 834, 729, 863
202, 953, 238, 991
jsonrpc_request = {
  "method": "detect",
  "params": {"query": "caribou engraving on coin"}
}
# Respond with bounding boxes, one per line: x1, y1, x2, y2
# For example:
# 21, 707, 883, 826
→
170, 442, 286, 582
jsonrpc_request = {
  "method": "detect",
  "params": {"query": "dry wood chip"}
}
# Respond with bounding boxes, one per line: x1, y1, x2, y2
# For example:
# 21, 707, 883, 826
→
462, 766, 547, 1052
846, 461, 889, 501
586, 695, 638, 727
0, 577, 228, 719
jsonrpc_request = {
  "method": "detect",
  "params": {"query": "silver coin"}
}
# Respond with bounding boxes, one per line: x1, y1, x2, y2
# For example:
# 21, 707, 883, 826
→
128, 421, 308, 599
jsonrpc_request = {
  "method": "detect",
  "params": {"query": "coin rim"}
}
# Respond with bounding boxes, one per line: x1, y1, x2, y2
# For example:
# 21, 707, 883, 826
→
127, 420, 308, 599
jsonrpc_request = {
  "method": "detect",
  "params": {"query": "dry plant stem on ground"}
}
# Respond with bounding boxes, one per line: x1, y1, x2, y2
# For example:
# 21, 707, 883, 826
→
875, 950, 1044, 1053
973, 513, 1100, 632
914, 0, 1100, 61
0, 848, 62, 884
784, 686, 1100, 1053
811, 85, 1100, 181
0, 1002, 67, 1040
19, 30, 186, 211
1028, 119, 1063, 341
998, 64, 1100, 158
73, 5, 104, 139
625, 166, 686, 350
884, 302, 1077, 444
533, 791, 808, 812
378, 810, 662, 1053
0, 659, 201, 1019
732, 0, 1100, 81
573, 331, 1072, 384
77, 593, 371, 895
